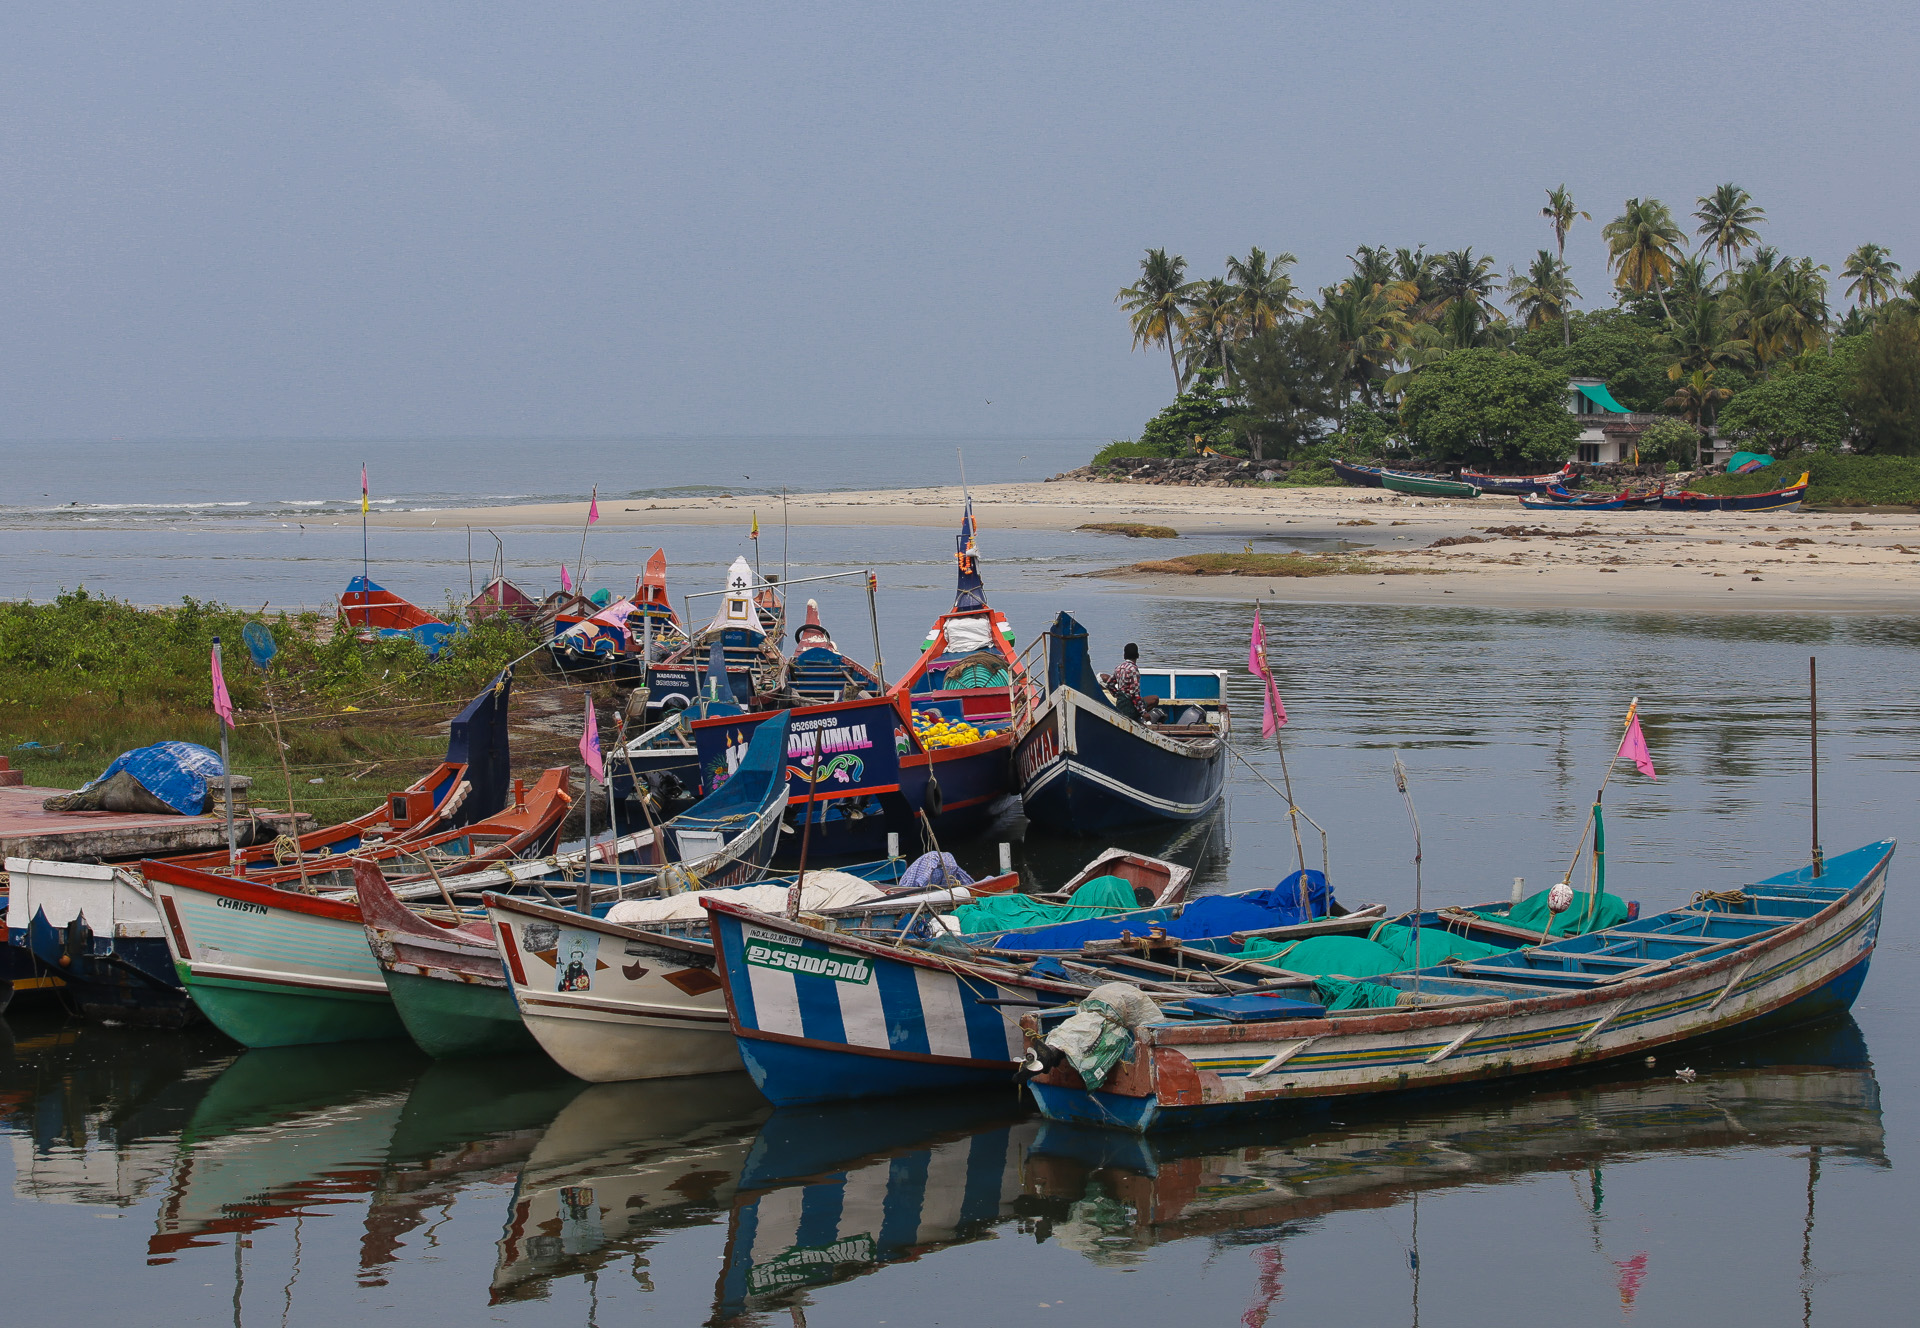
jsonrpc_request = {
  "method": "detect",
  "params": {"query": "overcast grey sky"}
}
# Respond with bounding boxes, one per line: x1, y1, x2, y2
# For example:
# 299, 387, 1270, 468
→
2, 1, 1915, 442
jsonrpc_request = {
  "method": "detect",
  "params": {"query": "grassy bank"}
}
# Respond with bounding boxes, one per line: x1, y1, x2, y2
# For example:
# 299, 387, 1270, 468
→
1689, 454, 1920, 506
1078, 522, 1179, 538
0, 591, 574, 825
1130, 552, 1420, 577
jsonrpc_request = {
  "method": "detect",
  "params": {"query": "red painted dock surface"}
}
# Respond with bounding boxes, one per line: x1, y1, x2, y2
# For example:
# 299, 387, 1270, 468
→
0, 785, 305, 863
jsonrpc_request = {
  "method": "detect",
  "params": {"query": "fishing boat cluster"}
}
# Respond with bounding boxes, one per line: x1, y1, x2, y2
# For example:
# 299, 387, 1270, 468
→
1331, 458, 1813, 512
1, 504, 1892, 1136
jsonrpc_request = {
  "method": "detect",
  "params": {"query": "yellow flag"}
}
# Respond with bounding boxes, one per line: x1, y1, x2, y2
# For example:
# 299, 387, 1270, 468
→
360, 463, 369, 514
750, 511, 759, 540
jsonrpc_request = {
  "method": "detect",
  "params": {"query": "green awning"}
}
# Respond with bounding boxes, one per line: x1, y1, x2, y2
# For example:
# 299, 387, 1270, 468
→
1576, 383, 1631, 413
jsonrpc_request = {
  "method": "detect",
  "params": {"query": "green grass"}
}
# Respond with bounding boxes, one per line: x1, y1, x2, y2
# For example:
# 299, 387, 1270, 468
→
1688, 454, 1920, 506
1090, 439, 1170, 466
0, 590, 555, 824
1131, 552, 1421, 577
1078, 522, 1180, 538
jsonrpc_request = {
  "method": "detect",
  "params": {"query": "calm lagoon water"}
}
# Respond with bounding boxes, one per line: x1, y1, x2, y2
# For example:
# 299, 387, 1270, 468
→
3, 441, 1918, 1324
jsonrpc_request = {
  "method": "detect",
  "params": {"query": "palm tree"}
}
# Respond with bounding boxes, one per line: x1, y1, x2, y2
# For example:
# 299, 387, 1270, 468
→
1317, 281, 1410, 430
1663, 368, 1733, 429
1506, 250, 1580, 331
1693, 184, 1765, 274
1772, 259, 1831, 362
1656, 297, 1752, 395
1666, 254, 1717, 315
1723, 260, 1784, 366
1423, 248, 1501, 330
1842, 243, 1902, 310
1542, 186, 1589, 345
1182, 279, 1242, 385
1117, 248, 1200, 392
1226, 247, 1301, 337
1603, 198, 1686, 320
1349, 245, 1396, 292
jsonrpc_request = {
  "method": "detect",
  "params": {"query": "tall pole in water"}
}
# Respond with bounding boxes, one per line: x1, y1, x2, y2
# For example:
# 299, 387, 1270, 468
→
212, 636, 238, 869
781, 486, 789, 594
1393, 753, 1422, 994
361, 461, 370, 629
1810, 656, 1823, 878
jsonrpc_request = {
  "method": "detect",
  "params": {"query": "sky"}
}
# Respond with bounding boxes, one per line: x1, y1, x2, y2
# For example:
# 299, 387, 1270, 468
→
2, 1, 1916, 442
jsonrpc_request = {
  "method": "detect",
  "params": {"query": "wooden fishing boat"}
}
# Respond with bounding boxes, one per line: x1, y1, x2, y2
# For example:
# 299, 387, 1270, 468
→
1660, 471, 1810, 513
690, 508, 1022, 861
1329, 459, 1385, 488
644, 557, 786, 715
546, 550, 690, 681
786, 598, 883, 704
1021, 839, 1893, 1133
1459, 464, 1577, 495
142, 771, 570, 1047
1519, 487, 1661, 511
702, 880, 1379, 1107
362, 714, 794, 1059
467, 577, 538, 623
167, 672, 520, 874
1011, 611, 1227, 833
339, 576, 459, 655
1381, 472, 1481, 499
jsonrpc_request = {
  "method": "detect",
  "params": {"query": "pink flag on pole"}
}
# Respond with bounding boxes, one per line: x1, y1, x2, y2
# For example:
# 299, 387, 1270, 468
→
1618, 708, 1657, 780
580, 695, 604, 782
588, 486, 600, 525
560, 563, 573, 594
210, 645, 235, 728
1248, 608, 1287, 737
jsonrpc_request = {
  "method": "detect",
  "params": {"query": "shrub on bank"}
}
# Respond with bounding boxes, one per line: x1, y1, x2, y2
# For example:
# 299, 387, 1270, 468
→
1688, 453, 1920, 505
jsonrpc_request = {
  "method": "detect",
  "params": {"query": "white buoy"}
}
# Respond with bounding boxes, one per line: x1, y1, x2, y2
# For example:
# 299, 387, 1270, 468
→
1511, 876, 1525, 905
999, 842, 1013, 875
1548, 881, 1574, 914
887, 832, 900, 860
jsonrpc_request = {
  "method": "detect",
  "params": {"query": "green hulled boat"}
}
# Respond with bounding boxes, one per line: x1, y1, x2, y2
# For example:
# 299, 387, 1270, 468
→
1381, 472, 1481, 499
382, 968, 541, 1058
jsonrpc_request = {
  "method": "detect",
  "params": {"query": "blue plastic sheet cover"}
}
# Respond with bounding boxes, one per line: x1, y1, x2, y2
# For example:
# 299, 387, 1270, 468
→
78, 741, 227, 816
988, 888, 1299, 951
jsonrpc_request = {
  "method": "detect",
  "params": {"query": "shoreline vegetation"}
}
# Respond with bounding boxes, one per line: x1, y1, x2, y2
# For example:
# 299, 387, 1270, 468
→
0, 592, 590, 821
1102, 183, 1920, 482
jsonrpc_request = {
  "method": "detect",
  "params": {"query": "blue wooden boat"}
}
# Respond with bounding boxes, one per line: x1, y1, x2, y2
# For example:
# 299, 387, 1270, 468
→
546, 549, 689, 682
1011, 611, 1228, 833
701, 880, 1368, 1107
1660, 471, 1809, 513
1329, 458, 1385, 487
1022, 839, 1894, 1132
786, 598, 882, 704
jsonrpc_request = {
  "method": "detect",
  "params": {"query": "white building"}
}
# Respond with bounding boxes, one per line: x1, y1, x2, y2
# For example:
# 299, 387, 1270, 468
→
1567, 378, 1652, 464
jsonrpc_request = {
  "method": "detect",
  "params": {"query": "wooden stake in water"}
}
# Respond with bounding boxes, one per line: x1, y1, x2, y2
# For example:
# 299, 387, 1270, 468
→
1393, 752, 1422, 993
1810, 656, 1823, 878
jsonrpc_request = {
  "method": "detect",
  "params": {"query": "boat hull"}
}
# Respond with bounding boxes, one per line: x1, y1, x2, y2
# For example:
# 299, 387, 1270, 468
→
704, 900, 1078, 1107
1026, 842, 1892, 1132
382, 968, 539, 1058
146, 861, 409, 1048
489, 895, 739, 1082
1014, 689, 1226, 833
1381, 473, 1480, 499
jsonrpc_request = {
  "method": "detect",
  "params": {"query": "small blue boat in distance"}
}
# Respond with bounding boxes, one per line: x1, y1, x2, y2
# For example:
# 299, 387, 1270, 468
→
1011, 611, 1228, 834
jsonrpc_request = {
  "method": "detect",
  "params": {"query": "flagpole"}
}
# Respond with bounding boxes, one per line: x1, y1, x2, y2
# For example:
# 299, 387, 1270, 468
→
781, 486, 789, 593
361, 462, 370, 631
212, 636, 238, 869
1556, 697, 1641, 925
1809, 657, 1822, 878
1252, 602, 1306, 884
578, 487, 596, 596
578, 691, 593, 914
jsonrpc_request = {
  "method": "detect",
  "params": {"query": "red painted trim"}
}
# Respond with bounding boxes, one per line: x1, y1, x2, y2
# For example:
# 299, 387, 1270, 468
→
145, 860, 365, 922
159, 895, 192, 961
497, 918, 528, 986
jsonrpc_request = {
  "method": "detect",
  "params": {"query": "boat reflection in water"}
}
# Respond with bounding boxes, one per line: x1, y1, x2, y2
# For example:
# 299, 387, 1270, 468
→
713, 1095, 1035, 1323
490, 1074, 769, 1302
142, 1044, 580, 1275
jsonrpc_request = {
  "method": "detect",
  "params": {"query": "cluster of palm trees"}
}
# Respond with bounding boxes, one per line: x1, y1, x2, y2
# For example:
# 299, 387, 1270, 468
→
1118, 183, 1909, 438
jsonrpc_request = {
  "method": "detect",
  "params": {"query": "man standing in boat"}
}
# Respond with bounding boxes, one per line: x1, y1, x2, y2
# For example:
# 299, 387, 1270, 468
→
1104, 643, 1143, 719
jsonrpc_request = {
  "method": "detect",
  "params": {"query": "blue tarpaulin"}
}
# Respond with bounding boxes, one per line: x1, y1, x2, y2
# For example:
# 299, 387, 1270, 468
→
988, 886, 1322, 951
78, 742, 227, 815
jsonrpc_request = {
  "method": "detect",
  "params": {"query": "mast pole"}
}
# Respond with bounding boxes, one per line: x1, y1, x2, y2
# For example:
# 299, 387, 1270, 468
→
1810, 656, 1822, 877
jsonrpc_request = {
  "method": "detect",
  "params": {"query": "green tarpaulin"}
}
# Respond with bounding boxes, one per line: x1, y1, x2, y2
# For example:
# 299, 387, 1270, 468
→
1576, 383, 1631, 414
1475, 889, 1629, 938
954, 874, 1139, 935
1370, 923, 1510, 968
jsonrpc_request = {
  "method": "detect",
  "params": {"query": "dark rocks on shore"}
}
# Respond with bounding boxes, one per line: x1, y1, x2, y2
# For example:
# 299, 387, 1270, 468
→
1048, 455, 1304, 486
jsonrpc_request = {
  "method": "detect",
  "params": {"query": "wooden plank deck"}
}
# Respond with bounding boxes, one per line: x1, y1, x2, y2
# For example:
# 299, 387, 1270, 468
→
0, 786, 314, 863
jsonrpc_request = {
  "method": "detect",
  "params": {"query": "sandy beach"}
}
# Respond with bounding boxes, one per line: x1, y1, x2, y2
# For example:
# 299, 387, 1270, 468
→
373, 480, 1920, 615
